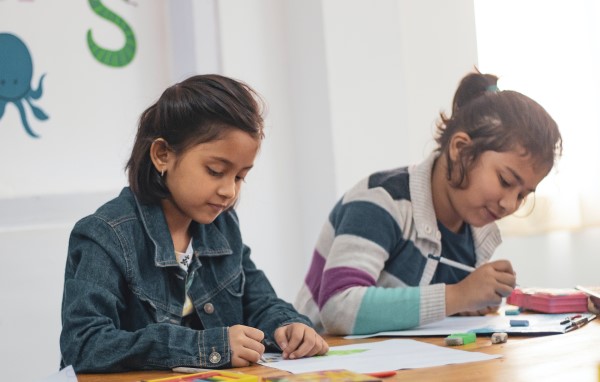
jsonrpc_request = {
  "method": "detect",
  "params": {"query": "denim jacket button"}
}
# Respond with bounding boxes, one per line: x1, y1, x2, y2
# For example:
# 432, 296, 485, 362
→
209, 351, 221, 364
203, 302, 215, 314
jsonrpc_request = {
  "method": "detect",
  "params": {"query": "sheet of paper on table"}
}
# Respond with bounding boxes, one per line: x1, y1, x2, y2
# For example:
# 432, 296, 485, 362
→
345, 313, 597, 339
259, 339, 500, 374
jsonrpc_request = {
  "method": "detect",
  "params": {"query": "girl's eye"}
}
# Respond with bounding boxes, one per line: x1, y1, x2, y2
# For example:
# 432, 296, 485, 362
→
499, 175, 511, 187
235, 176, 246, 183
207, 167, 222, 177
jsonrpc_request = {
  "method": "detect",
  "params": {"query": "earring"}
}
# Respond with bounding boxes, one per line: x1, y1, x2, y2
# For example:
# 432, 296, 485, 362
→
161, 169, 165, 177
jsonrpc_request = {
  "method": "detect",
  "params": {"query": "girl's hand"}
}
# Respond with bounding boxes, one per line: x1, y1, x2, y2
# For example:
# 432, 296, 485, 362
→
446, 260, 516, 316
589, 295, 600, 314
228, 325, 265, 367
274, 323, 329, 360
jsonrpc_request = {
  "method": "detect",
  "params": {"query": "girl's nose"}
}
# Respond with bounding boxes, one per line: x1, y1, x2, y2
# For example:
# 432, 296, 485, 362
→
218, 178, 236, 199
499, 190, 521, 215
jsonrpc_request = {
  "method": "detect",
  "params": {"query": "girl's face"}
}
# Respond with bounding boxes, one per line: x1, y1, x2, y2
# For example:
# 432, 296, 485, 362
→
447, 148, 549, 228
162, 128, 259, 225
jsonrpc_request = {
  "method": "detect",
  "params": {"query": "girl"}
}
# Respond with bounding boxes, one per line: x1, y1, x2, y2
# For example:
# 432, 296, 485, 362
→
60, 74, 328, 372
295, 71, 563, 335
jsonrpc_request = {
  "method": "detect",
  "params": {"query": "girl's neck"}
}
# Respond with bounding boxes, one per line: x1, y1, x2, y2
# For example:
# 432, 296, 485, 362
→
431, 154, 464, 233
160, 199, 192, 253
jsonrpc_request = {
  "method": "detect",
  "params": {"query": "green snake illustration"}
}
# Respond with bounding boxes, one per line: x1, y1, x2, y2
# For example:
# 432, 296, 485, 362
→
86, 0, 136, 67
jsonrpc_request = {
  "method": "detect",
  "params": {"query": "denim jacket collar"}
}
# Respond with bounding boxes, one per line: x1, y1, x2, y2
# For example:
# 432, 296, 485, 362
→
130, 189, 234, 267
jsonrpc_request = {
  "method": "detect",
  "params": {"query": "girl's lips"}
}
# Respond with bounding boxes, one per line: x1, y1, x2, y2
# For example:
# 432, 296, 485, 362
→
208, 203, 227, 212
486, 208, 500, 220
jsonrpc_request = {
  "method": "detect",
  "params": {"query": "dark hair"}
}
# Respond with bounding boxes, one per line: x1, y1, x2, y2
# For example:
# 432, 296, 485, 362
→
126, 74, 265, 204
435, 70, 562, 187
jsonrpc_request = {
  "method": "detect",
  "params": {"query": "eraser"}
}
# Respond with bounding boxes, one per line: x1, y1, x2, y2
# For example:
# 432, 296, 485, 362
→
444, 336, 464, 346
445, 332, 476, 346
491, 332, 508, 344
505, 308, 521, 315
510, 319, 529, 327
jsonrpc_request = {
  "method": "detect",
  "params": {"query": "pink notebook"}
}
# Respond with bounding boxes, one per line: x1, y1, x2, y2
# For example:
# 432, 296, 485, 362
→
506, 287, 589, 313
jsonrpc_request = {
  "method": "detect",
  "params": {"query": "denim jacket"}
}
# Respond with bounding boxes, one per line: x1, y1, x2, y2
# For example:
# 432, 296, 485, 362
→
60, 187, 311, 373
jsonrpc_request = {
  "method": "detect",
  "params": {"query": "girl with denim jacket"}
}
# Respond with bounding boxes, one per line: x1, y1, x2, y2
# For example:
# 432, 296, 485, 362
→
60, 74, 328, 372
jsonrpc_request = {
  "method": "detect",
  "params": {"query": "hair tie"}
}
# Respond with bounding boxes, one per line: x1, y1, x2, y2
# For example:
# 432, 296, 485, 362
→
486, 84, 499, 92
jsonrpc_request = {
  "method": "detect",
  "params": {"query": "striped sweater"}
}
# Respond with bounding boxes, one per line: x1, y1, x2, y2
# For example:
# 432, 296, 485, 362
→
294, 153, 502, 335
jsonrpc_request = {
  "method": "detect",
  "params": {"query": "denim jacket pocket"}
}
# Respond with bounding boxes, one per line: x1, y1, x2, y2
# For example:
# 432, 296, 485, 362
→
224, 269, 245, 297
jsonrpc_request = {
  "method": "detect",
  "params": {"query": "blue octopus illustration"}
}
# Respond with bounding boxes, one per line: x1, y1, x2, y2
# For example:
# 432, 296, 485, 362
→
0, 33, 48, 138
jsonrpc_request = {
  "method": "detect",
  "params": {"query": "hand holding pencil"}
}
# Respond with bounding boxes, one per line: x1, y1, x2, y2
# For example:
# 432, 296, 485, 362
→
229, 325, 266, 367
445, 259, 516, 316
576, 285, 600, 314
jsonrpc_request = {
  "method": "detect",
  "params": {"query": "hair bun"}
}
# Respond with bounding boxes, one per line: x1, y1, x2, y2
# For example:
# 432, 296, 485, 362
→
452, 72, 499, 113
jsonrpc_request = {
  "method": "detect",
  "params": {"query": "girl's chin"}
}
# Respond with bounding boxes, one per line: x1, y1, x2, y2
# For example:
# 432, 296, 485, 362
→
466, 216, 495, 228
194, 213, 220, 225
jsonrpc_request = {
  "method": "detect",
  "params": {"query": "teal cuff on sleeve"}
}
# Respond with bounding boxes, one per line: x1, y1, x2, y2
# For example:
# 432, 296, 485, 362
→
352, 286, 420, 334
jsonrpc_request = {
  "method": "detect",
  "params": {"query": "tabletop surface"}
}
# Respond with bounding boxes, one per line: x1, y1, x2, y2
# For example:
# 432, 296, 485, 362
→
76, 318, 600, 382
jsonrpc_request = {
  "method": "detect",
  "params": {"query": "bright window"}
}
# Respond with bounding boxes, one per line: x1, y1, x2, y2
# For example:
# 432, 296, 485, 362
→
474, 0, 600, 235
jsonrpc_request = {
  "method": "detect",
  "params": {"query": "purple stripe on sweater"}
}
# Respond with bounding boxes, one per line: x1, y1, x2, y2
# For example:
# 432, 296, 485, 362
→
317, 267, 376, 310
305, 250, 326, 303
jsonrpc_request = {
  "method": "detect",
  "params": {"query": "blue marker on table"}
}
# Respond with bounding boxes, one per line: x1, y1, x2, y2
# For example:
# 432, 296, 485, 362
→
510, 319, 529, 327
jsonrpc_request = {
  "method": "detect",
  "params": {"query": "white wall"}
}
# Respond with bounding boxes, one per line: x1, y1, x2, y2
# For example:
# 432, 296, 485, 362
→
1, 1, 170, 379
221, 0, 481, 303
495, 228, 600, 288
1, 1, 599, 380
0, 193, 114, 379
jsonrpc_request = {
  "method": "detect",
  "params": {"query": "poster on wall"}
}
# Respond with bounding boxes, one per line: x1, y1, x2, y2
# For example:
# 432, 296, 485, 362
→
0, 0, 171, 198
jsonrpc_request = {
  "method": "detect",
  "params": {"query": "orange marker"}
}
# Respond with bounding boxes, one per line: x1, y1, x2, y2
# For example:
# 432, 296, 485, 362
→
366, 370, 396, 378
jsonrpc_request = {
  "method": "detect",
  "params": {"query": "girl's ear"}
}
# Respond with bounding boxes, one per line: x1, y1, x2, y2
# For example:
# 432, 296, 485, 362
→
150, 138, 171, 175
448, 132, 472, 162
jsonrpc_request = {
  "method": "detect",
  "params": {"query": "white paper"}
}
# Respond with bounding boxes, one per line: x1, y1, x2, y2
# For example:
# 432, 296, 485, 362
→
345, 313, 596, 339
259, 339, 500, 374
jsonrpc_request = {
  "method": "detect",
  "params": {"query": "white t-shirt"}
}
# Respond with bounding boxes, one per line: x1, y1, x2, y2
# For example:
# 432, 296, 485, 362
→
175, 240, 194, 316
